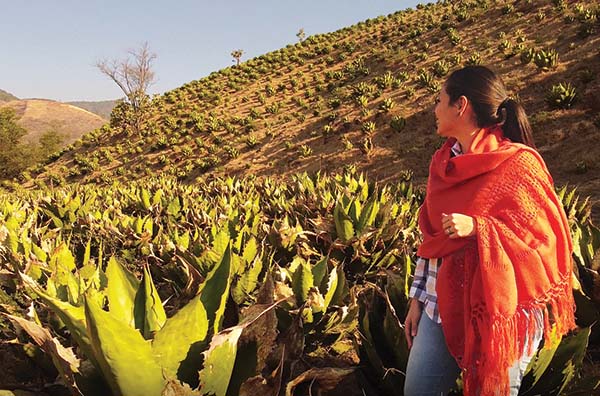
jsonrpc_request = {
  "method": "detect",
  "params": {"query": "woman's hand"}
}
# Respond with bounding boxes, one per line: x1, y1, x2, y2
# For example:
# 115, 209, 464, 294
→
404, 299, 423, 349
442, 212, 476, 239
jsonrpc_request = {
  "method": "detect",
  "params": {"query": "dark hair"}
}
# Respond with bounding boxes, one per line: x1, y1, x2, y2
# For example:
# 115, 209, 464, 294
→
444, 66, 535, 149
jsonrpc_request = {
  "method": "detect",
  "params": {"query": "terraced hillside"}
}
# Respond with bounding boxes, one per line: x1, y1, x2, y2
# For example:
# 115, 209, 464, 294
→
29, 0, 600, 216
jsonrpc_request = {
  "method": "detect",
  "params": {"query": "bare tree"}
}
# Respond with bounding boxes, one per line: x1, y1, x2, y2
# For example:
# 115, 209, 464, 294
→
231, 49, 244, 66
296, 28, 306, 42
96, 42, 156, 133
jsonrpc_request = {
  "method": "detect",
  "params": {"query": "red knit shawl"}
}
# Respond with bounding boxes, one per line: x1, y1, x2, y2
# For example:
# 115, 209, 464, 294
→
417, 126, 576, 396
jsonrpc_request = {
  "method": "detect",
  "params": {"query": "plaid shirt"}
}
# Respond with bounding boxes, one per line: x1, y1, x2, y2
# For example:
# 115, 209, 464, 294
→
409, 141, 463, 324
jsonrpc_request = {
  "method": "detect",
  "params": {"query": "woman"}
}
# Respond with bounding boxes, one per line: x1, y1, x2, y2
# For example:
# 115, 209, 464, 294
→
403, 66, 576, 396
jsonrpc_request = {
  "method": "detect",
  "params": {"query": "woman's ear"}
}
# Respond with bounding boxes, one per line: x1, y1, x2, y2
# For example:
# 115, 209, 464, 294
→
456, 95, 468, 116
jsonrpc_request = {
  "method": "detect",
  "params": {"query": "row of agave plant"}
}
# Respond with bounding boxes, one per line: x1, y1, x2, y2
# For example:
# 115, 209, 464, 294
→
0, 171, 599, 395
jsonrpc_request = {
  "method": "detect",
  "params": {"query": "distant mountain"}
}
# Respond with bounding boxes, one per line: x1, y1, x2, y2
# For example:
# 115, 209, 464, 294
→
66, 99, 117, 120
0, 89, 18, 102
0, 99, 107, 145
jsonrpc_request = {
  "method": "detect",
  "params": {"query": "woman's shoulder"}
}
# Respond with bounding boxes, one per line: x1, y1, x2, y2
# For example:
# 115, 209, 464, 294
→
503, 146, 554, 187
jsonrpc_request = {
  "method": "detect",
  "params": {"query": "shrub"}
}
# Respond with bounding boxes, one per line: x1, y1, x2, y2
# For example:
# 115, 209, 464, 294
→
466, 52, 482, 66
520, 47, 535, 64
379, 98, 396, 112
546, 82, 577, 109
502, 4, 514, 14
433, 60, 450, 77
534, 48, 559, 70
390, 116, 407, 132
447, 28, 462, 46
298, 144, 313, 157
374, 71, 395, 90
361, 121, 376, 135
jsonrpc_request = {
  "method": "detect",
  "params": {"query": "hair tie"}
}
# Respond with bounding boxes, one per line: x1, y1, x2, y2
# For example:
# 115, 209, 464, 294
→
499, 97, 512, 109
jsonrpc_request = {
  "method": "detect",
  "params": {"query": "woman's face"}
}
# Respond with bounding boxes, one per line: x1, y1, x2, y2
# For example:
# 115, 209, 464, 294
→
434, 86, 459, 138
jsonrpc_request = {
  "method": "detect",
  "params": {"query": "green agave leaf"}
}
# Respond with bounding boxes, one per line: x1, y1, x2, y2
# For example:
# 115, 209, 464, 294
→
82, 240, 91, 267
21, 274, 97, 370
49, 243, 76, 273
140, 188, 151, 210
329, 265, 348, 307
31, 243, 47, 262
134, 265, 167, 339
199, 300, 282, 396
232, 256, 263, 305
198, 327, 243, 396
334, 201, 354, 242
199, 243, 233, 334
167, 196, 181, 217
311, 257, 328, 292
152, 189, 163, 206
106, 256, 139, 327
212, 230, 230, 261
291, 257, 313, 305
348, 199, 362, 225
357, 196, 379, 234
4, 313, 83, 396
152, 295, 208, 386
323, 266, 338, 310
85, 298, 165, 396
522, 327, 590, 396
241, 236, 258, 265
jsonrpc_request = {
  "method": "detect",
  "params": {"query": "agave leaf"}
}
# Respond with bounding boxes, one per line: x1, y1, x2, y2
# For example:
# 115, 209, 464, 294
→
241, 237, 258, 265
4, 313, 83, 396
167, 196, 181, 217
199, 301, 282, 396
291, 257, 313, 305
323, 266, 338, 310
522, 327, 590, 396
333, 202, 354, 242
348, 199, 362, 225
199, 243, 233, 334
106, 256, 139, 327
85, 297, 165, 396
285, 367, 354, 396
20, 274, 97, 369
232, 256, 263, 305
311, 256, 328, 292
134, 265, 166, 339
329, 265, 348, 307
152, 189, 163, 206
403, 254, 412, 297
212, 230, 231, 261
140, 188, 151, 210
357, 196, 379, 234
152, 295, 208, 386
49, 243, 76, 273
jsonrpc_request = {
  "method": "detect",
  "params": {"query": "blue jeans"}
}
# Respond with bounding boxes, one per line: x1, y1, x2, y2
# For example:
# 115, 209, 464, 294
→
404, 312, 543, 396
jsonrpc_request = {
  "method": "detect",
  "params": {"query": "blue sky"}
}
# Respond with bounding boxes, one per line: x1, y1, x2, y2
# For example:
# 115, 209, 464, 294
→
1, 1, 423, 102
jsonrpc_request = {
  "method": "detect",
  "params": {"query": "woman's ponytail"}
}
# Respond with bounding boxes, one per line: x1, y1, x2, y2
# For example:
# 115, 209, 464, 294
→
498, 98, 536, 149
445, 66, 536, 149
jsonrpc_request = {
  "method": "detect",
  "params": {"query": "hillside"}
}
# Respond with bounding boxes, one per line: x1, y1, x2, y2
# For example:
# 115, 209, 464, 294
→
0, 88, 18, 102
66, 99, 117, 119
31, 0, 600, 216
0, 99, 106, 145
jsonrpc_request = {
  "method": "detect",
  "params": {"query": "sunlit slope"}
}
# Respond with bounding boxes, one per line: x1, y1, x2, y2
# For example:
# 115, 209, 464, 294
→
32, 0, 600, 214
1, 99, 106, 145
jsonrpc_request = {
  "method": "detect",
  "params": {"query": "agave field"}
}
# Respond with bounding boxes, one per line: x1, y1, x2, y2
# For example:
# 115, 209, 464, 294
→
0, 171, 599, 395
1, 0, 600, 394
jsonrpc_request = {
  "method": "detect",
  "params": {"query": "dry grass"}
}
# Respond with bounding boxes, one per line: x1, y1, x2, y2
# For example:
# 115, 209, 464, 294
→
0, 99, 106, 145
